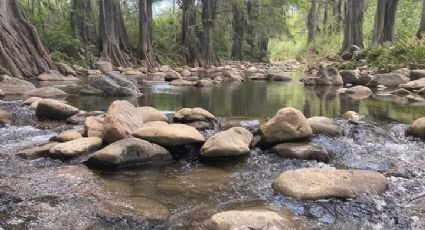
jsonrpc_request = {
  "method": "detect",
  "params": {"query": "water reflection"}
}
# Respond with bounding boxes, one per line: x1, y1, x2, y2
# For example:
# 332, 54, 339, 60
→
67, 73, 425, 123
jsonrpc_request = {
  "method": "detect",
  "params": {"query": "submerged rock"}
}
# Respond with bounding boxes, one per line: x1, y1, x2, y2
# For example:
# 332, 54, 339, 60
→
51, 130, 83, 142
260, 107, 313, 144
0, 109, 12, 125
133, 122, 205, 147
304, 64, 344, 85
174, 107, 215, 123
271, 143, 330, 162
0, 75, 36, 95
406, 117, 425, 138
200, 127, 253, 158
209, 210, 298, 230
272, 168, 388, 200
103, 100, 145, 143
17, 142, 59, 159
308, 116, 341, 136
87, 138, 171, 168
49, 137, 103, 158
344, 85, 372, 99
35, 99, 79, 120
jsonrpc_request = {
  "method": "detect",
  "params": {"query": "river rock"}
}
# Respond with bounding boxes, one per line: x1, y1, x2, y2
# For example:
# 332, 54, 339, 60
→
340, 70, 359, 85
174, 107, 215, 123
170, 79, 195, 86
89, 72, 141, 96
133, 122, 205, 147
37, 70, 78, 81
303, 64, 343, 85
209, 210, 297, 230
95, 61, 113, 73
84, 116, 104, 138
186, 121, 214, 131
399, 78, 425, 90
66, 111, 104, 125
56, 63, 76, 76
270, 143, 329, 162
358, 74, 373, 85
406, 117, 425, 138
345, 86, 372, 99
272, 168, 388, 200
0, 110, 12, 125
164, 70, 182, 81
390, 88, 412, 97
409, 69, 425, 80
24, 87, 68, 99
418, 87, 425, 96
0, 75, 36, 95
195, 79, 214, 87
307, 116, 341, 136
367, 73, 409, 87
247, 72, 267, 81
103, 100, 145, 143
35, 99, 79, 120
51, 130, 83, 142
0, 89, 4, 97
49, 137, 103, 158
266, 72, 292, 81
260, 107, 313, 144
87, 138, 171, 168
23, 97, 42, 105
200, 127, 253, 158
180, 69, 192, 78
342, 111, 361, 124
137, 106, 168, 123
17, 142, 59, 159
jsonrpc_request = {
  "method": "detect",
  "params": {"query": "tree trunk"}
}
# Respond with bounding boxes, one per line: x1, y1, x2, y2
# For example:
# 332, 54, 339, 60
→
307, 0, 318, 44
139, 0, 158, 68
418, 0, 425, 38
201, 0, 220, 67
182, 0, 198, 66
246, 0, 256, 58
341, 0, 364, 52
0, 0, 55, 78
99, 0, 130, 67
231, 2, 245, 61
372, 0, 399, 45
71, 0, 97, 44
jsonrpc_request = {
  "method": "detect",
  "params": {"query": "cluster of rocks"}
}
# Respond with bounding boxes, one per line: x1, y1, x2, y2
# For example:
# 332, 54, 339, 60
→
304, 64, 425, 103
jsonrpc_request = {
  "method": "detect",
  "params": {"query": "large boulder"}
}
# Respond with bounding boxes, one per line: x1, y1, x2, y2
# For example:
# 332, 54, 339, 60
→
37, 70, 78, 81
200, 127, 253, 158
272, 168, 388, 200
209, 210, 298, 230
89, 72, 141, 96
367, 73, 409, 87
51, 130, 83, 142
303, 64, 344, 85
260, 107, 313, 144
133, 122, 205, 147
399, 78, 425, 90
174, 108, 215, 123
17, 142, 59, 159
339, 70, 359, 85
307, 116, 341, 136
87, 138, 171, 168
35, 99, 79, 120
137, 106, 168, 123
103, 100, 145, 143
270, 143, 330, 162
344, 85, 372, 99
49, 137, 103, 158
0, 75, 36, 95
406, 117, 425, 138
24, 87, 68, 99
0, 110, 12, 125
84, 116, 104, 138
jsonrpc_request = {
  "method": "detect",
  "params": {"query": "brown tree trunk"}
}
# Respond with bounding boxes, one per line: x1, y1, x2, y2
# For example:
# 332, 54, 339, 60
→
372, 0, 399, 45
99, 0, 130, 67
139, 0, 158, 68
246, 0, 256, 58
0, 0, 55, 78
307, 0, 318, 44
418, 0, 425, 38
182, 0, 198, 66
341, 0, 364, 52
231, 2, 245, 61
201, 0, 220, 67
71, 0, 97, 44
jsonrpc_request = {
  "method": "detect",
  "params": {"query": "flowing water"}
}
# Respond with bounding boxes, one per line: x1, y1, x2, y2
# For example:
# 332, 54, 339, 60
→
0, 73, 424, 229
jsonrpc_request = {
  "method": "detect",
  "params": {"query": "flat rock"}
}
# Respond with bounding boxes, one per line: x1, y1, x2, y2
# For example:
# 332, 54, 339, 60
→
270, 143, 330, 162
201, 127, 253, 158
342, 111, 361, 124
368, 73, 409, 87
51, 130, 83, 142
409, 69, 425, 80
35, 99, 79, 120
17, 142, 59, 159
0, 75, 36, 95
345, 85, 372, 99
87, 138, 171, 168
49, 137, 103, 158
399, 78, 425, 90
37, 70, 78, 81
170, 79, 195, 86
308, 116, 341, 136
272, 168, 388, 200
174, 107, 215, 123
24, 87, 68, 99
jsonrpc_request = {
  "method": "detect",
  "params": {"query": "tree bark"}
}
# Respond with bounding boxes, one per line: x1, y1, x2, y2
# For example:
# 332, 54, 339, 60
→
139, 0, 158, 68
99, 0, 130, 67
307, 0, 318, 44
201, 0, 220, 67
341, 0, 364, 52
418, 0, 425, 38
0, 0, 55, 78
181, 0, 198, 66
71, 0, 97, 44
231, 2, 245, 61
246, 0, 256, 58
372, 0, 399, 45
